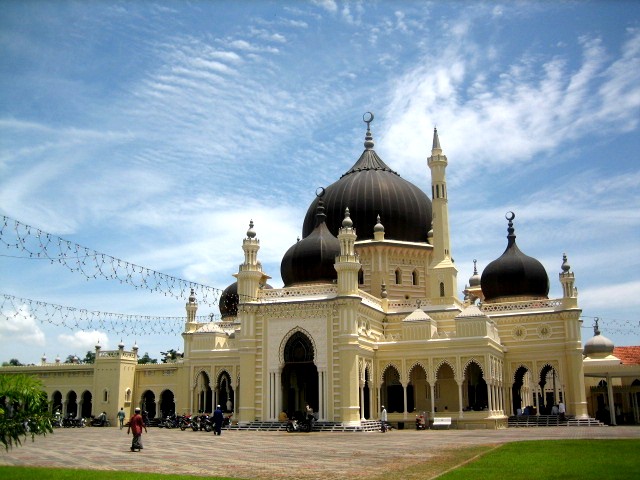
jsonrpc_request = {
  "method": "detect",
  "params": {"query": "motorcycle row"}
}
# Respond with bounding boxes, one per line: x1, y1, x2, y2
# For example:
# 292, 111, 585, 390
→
159, 413, 232, 432
52, 414, 110, 428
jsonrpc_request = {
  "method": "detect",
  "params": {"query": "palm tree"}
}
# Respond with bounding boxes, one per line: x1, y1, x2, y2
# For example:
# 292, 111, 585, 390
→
0, 373, 53, 450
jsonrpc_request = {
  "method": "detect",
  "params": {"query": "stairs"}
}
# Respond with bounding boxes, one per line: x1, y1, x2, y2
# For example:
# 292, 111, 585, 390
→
227, 419, 382, 432
508, 415, 605, 427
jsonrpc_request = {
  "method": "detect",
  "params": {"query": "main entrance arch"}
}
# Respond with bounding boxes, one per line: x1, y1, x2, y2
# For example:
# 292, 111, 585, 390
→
281, 330, 318, 417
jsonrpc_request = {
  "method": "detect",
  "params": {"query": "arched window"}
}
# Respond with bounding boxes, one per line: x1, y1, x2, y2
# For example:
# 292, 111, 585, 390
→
395, 268, 402, 285
358, 268, 364, 285
412, 269, 419, 286
439, 282, 445, 297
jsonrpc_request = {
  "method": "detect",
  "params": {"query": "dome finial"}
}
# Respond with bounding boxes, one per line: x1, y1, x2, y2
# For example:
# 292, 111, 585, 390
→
246, 220, 256, 239
342, 207, 353, 228
593, 317, 600, 336
561, 253, 571, 273
363, 112, 375, 149
505, 211, 516, 247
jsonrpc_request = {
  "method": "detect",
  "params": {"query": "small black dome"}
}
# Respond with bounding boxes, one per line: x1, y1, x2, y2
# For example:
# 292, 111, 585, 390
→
301, 122, 432, 243
281, 200, 341, 287
219, 282, 239, 319
481, 213, 549, 302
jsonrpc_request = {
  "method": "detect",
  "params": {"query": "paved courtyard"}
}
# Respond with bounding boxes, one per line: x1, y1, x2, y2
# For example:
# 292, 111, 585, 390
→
1, 426, 639, 479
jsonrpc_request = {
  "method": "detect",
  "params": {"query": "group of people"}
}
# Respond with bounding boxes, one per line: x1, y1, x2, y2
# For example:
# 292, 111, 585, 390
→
517, 401, 565, 420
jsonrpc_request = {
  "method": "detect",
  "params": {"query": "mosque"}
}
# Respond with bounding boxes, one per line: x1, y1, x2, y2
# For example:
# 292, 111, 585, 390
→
4, 115, 639, 429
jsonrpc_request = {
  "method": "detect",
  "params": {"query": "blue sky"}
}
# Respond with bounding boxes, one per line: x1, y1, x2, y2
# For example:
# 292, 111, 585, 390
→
1, 1, 639, 364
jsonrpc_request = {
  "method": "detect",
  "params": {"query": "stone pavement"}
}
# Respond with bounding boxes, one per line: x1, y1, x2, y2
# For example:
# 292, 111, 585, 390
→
1, 426, 639, 479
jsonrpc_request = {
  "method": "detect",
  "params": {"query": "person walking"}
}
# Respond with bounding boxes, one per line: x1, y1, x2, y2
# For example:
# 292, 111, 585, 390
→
127, 407, 147, 451
380, 405, 388, 433
212, 405, 224, 436
117, 407, 126, 429
558, 402, 566, 421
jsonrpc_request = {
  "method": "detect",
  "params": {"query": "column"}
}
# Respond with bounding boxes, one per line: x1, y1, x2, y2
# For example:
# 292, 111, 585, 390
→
368, 381, 373, 420
457, 381, 464, 418
487, 381, 493, 414
360, 382, 365, 420
430, 383, 436, 417
317, 370, 325, 421
606, 375, 616, 426
402, 383, 408, 419
377, 385, 382, 417
275, 370, 281, 420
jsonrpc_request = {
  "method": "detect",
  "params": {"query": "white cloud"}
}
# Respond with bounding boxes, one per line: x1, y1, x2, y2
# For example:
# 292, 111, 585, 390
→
0, 304, 46, 346
57, 330, 110, 354
312, 0, 337, 13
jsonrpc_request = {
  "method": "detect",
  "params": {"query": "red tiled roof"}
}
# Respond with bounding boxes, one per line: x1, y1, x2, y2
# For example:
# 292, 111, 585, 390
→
613, 346, 640, 365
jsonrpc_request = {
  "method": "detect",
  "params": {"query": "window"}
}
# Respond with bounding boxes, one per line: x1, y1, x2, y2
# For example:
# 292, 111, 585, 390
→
103, 389, 109, 403
358, 268, 364, 285
439, 282, 445, 297
395, 268, 402, 285
412, 269, 419, 286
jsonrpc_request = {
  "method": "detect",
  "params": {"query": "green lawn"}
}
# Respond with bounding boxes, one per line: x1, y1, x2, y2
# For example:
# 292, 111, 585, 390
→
1, 439, 639, 480
437, 439, 639, 480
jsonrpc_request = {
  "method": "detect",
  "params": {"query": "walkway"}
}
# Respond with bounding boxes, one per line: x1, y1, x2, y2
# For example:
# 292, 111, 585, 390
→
2, 426, 639, 479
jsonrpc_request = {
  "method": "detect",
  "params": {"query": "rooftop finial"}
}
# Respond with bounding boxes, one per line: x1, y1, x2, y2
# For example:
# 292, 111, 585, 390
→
505, 211, 516, 247
363, 112, 375, 149
432, 127, 441, 150
473, 259, 478, 275
593, 317, 600, 336
561, 253, 571, 273
247, 220, 256, 239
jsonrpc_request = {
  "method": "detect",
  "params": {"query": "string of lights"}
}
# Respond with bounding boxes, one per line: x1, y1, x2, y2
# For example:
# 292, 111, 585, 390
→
0, 293, 230, 337
580, 315, 639, 337
0, 215, 247, 307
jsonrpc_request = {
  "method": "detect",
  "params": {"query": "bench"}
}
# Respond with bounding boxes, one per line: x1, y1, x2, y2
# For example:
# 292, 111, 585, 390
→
432, 417, 451, 429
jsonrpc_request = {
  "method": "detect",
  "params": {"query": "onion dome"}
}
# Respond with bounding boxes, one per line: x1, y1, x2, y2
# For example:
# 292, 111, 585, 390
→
219, 281, 239, 319
481, 212, 549, 302
281, 197, 341, 287
469, 259, 481, 287
301, 113, 432, 243
132, 342, 139, 352
583, 320, 615, 357
118, 340, 125, 349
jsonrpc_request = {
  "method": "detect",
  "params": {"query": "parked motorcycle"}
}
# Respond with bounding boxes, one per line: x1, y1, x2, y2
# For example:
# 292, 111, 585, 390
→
179, 414, 192, 431
162, 414, 179, 429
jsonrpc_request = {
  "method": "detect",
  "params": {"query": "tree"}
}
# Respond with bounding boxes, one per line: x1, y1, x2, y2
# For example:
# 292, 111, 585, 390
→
160, 349, 182, 363
0, 374, 53, 450
63, 355, 78, 364
1, 359, 23, 367
82, 351, 95, 364
138, 352, 158, 364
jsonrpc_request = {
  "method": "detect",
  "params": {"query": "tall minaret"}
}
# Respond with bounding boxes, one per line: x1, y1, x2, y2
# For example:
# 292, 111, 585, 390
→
427, 128, 458, 304
236, 220, 268, 423
335, 207, 360, 296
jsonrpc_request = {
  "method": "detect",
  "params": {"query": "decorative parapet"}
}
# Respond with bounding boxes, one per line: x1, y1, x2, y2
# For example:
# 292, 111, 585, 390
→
97, 350, 137, 359
480, 298, 563, 314
388, 298, 431, 312
257, 284, 338, 302
358, 290, 383, 309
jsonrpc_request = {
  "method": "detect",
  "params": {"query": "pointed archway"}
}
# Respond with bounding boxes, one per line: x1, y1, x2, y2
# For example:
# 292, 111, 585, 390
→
281, 331, 318, 417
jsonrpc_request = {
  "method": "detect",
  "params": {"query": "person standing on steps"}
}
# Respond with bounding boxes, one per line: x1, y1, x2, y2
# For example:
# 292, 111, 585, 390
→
127, 407, 147, 451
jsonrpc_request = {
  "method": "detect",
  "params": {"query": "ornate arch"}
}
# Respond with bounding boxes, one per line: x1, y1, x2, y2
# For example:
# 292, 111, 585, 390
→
462, 358, 485, 377
192, 369, 211, 389
433, 359, 456, 380
379, 362, 402, 384
511, 363, 532, 383
279, 326, 317, 366
408, 361, 429, 383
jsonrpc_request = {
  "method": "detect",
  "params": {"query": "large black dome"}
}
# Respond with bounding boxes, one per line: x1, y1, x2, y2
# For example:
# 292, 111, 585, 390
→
301, 122, 432, 243
281, 200, 341, 287
481, 213, 549, 302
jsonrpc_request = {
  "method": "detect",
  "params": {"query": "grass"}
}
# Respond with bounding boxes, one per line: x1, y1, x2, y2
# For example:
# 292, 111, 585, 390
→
1, 439, 639, 479
0, 467, 236, 480
436, 439, 640, 480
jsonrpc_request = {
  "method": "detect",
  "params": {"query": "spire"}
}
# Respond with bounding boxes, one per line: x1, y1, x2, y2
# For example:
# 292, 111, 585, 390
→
505, 211, 516, 248
363, 112, 374, 150
432, 127, 441, 152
